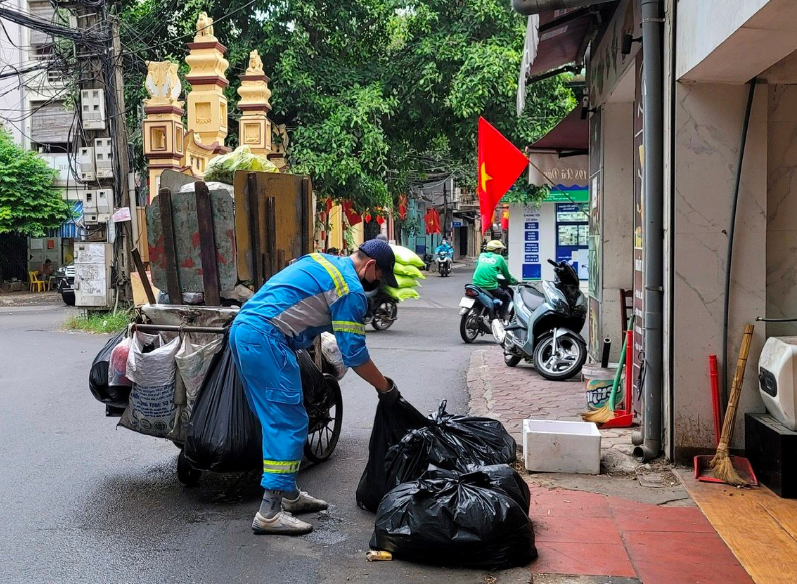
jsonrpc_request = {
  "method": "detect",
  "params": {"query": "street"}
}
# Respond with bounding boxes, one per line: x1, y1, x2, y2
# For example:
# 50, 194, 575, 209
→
0, 266, 529, 584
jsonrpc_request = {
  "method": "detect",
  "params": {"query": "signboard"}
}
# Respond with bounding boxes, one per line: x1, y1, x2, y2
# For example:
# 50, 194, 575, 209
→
451, 221, 462, 228
521, 207, 541, 280
544, 189, 589, 203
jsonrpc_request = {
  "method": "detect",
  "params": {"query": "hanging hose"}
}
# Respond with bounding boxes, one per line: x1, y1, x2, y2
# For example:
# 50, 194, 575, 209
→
721, 78, 757, 412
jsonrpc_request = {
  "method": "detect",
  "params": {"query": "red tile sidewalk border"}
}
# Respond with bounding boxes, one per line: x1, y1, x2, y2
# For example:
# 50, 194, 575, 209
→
527, 485, 754, 583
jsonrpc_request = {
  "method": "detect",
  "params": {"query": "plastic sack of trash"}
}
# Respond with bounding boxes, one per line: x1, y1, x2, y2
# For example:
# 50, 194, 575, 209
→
370, 465, 537, 569
89, 330, 130, 407
168, 335, 224, 443
382, 285, 420, 302
384, 400, 517, 489
108, 336, 133, 388
119, 332, 181, 437
394, 263, 425, 280
320, 332, 347, 380
184, 342, 262, 472
389, 244, 425, 268
356, 395, 430, 511
203, 145, 279, 184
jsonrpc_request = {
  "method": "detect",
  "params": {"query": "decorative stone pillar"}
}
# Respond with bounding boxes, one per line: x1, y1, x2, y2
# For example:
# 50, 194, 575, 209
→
237, 50, 272, 157
141, 61, 185, 198
185, 12, 229, 152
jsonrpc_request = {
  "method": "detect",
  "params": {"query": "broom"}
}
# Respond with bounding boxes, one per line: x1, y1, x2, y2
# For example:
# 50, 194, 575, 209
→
710, 323, 754, 486
582, 316, 634, 424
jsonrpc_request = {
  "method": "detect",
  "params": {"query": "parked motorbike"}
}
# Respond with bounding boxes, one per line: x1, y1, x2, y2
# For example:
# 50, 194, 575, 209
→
501, 259, 587, 381
436, 251, 452, 277
364, 288, 398, 330
458, 276, 512, 344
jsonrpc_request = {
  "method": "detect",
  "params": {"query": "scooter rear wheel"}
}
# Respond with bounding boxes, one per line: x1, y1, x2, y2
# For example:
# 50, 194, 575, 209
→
504, 351, 522, 367
460, 308, 481, 343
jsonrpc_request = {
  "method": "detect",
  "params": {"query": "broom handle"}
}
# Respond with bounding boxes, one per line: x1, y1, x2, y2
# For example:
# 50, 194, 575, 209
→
718, 324, 754, 449
609, 316, 634, 410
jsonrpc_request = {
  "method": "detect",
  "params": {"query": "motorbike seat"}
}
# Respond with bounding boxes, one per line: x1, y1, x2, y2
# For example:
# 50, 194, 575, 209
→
520, 285, 545, 311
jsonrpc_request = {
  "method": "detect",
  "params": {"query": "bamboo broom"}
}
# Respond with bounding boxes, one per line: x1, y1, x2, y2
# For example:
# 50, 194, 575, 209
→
583, 316, 634, 424
710, 324, 754, 486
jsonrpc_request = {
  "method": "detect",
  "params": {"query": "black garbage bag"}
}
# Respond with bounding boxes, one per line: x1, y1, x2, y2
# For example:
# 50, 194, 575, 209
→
384, 400, 517, 489
88, 330, 130, 408
356, 395, 430, 511
370, 465, 537, 569
184, 342, 262, 472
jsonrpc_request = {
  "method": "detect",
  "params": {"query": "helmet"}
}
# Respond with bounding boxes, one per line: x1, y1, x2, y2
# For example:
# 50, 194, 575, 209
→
375, 233, 388, 241
485, 240, 506, 252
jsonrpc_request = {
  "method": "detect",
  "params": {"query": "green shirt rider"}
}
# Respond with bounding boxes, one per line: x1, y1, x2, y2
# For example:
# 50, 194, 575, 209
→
472, 240, 517, 321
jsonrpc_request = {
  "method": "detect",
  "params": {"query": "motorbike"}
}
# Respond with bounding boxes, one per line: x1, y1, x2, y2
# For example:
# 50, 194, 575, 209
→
458, 276, 512, 344
501, 259, 587, 381
436, 251, 452, 277
364, 288, 398, 330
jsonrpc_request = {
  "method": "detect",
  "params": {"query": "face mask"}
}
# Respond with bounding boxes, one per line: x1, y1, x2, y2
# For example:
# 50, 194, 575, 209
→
358, 261, 380, 289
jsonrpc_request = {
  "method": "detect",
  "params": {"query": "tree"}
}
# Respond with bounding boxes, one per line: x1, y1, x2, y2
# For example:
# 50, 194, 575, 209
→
117, 0, 575, 211
0, 129, 73, 236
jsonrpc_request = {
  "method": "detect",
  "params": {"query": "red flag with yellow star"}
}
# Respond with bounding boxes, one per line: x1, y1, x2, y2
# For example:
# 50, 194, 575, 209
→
477, 117, 529, 234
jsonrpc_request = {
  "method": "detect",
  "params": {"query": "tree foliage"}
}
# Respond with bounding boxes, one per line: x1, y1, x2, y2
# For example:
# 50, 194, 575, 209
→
0, 129, 73, 236
118, 0, 575, 211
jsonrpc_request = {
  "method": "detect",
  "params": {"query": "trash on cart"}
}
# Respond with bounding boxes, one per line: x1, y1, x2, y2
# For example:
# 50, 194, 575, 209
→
89, 330, 130, 409
119, 331, 181, 438
370, 465, 537, 570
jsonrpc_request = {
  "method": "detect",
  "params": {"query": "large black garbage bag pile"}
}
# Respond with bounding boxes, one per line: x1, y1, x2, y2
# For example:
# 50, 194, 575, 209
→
370, 465, 537, 569
356, 395, 430, 511
89, 330, 130, 408
184, 342, 262, 472
384, 400, 517, 490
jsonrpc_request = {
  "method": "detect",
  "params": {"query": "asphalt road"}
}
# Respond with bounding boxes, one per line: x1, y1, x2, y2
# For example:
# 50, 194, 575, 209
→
0, 266, 529, 584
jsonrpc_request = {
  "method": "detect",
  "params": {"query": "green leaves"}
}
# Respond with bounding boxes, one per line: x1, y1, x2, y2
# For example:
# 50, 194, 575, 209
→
118, 0, 575, 212
0, 129, 73, 236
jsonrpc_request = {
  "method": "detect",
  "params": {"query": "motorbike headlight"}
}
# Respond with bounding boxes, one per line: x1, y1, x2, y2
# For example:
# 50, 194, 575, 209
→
542, 281, 569, 313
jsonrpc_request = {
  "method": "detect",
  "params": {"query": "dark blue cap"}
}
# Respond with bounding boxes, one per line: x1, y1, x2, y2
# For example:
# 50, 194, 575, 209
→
358, 239, 398, 288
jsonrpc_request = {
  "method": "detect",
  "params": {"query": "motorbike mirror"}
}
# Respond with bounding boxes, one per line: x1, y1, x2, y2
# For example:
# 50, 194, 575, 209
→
547, 259, 558, 267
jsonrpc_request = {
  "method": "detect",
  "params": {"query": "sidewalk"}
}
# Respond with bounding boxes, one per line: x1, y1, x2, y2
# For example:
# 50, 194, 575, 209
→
0, 290, 63, 307
467, 345, 754, 584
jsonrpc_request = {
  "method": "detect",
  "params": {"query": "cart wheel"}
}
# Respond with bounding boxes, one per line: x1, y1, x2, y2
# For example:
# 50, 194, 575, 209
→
304, 374, 343, 464
177, 450, 201, 486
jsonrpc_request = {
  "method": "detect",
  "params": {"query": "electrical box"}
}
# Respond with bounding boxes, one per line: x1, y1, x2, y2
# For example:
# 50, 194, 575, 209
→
81, 190, 98, 224
74, 242, 112, 309
94, 138, 113, 178
78, 147, 95, 181
81, 89, 106, 130
96, 189, 112, 223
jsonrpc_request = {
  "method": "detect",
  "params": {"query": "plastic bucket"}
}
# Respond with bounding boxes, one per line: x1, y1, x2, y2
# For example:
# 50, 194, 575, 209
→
582, 364, 617, 410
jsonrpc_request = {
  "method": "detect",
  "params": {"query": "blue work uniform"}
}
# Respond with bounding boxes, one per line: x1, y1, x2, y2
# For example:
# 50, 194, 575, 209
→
230, 253, 369, 491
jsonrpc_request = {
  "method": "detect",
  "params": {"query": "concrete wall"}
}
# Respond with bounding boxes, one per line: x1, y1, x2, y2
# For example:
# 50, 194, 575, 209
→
672, 82, 768, 457
677, 0, 797, 83
766, 85, 797, 337
599, 102, 635, 361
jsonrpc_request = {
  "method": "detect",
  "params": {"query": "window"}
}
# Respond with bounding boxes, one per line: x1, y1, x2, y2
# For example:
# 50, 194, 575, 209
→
557, 224, 589, 247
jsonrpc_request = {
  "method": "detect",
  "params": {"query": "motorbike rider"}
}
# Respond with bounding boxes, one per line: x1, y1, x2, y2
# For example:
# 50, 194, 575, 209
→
229, 240, 400, 536
473, 240, 517, 321
434, 238, 454, 260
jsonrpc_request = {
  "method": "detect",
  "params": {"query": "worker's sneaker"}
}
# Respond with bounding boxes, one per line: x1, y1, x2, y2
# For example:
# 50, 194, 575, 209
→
282, 491, 328, 514
491, 319, 506, 343
251, 511, 313, 535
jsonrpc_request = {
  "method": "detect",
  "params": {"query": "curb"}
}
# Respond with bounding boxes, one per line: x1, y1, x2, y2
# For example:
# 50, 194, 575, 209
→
466, 349, 494, 418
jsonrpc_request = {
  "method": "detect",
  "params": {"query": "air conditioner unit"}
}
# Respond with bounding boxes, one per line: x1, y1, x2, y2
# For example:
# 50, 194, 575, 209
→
78, 147, 95, 181
81, 89, 106, 130
74, 242, 113, 308
94, 138, 113, 178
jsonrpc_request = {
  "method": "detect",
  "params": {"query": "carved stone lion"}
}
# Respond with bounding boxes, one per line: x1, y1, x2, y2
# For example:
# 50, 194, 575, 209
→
247, 50, 264, 75
145, 61, 181, 101
196, 12, 214, 38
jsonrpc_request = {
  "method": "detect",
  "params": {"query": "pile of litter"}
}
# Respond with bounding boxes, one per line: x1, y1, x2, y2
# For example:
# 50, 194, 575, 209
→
359, 396, 537, 570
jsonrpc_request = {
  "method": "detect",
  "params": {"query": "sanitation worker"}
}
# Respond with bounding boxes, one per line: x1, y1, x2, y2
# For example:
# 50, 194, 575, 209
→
230, 239, 400, 535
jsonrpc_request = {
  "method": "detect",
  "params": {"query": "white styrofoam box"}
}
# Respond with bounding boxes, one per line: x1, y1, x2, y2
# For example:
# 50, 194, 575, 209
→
81, 89, 106, 130
759, 336, 797, 431
94, 138, 113, 178
523, 419, 601, 475
78, 146, 95, 181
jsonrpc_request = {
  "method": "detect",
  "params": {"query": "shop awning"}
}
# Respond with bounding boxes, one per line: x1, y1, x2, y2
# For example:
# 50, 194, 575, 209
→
47, 200, 82, 239
529, 107, 587, 154
517, 2, 619, 114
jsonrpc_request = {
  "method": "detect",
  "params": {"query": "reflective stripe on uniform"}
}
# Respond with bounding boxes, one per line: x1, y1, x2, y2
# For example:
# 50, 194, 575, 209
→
263, 459, 301, 474
311, 253, 349, 297
332, 320, 365, 335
